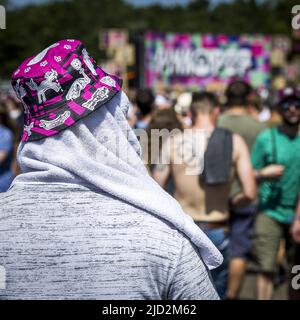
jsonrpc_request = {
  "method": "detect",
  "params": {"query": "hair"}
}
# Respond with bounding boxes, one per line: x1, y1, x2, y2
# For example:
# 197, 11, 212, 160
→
247, 90, 262, 112
136, 88, 155, 117
191, 92, 219, 123
148, 108, 183, 132
0, 103, 20, 142
225, 80, 252, 107
147, 108, 183, 172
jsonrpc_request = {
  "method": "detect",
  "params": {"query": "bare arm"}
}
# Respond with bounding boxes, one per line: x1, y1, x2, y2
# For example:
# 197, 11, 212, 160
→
251, 134, 284, 181
231, 134, 257, 206
254, 165, 285, 181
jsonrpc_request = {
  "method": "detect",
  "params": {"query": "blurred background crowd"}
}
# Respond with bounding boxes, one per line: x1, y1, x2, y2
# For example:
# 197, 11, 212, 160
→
1, 0, 300, 300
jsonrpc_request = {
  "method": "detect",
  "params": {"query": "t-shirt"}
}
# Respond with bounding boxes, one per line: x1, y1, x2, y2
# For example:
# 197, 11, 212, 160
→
251, 127, 300, 224
218, 114, 266, 151
0, 125, 14, 193
0, 183, 219, 300
218, 113, 266, 152
218, 113, 266, 198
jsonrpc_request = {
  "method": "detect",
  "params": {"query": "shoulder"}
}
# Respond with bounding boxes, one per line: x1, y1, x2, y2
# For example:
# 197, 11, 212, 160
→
140, 212, 188, 248
232, 132, 246, 146
248, 117, 267, 132
218, 113, 230, 125
257, 120, 268, 131
255, 127, 273, 142
216, 127, 232, 137
136, 211, 202, 268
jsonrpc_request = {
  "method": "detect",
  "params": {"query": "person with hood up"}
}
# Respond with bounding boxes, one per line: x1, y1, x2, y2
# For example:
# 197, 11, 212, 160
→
0, 39, 222, 300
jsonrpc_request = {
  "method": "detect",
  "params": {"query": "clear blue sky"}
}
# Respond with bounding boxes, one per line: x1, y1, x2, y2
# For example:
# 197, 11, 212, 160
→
10, 0, 230, 8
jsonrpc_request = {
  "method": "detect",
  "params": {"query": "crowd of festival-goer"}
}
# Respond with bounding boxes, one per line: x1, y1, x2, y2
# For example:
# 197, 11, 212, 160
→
129, 81, 300, 300
1, 80, 300, 300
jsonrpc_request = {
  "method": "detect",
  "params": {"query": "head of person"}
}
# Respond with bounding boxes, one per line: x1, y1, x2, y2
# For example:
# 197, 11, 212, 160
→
246, 90, 262, 118
191, 92, 220, 126
225, 80, 252, 108
277, 87, 300, 127
136, 88, 155, 118
11, 39, 123, 145
9, 40, 224, 272
148, 107, 183, 132
147, 108, 183, 171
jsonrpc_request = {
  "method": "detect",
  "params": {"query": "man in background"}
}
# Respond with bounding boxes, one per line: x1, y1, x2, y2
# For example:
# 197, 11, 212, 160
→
218, 80, 266, 299
251, 87, 300, 300
153, 92, 256, 298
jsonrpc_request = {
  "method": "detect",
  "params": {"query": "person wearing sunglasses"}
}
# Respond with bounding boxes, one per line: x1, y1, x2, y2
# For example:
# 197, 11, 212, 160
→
251, 87, 300, 300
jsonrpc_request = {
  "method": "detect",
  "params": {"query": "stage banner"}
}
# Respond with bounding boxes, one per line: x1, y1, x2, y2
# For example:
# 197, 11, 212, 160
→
145, 32, 271, 90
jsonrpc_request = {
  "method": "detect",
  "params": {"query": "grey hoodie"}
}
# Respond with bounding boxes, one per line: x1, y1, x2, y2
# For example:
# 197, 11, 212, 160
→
0, 183, 218, 299
0, 91, 220, 299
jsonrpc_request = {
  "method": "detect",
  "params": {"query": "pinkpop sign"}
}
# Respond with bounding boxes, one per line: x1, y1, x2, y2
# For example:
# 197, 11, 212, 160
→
145, 32, 271, 89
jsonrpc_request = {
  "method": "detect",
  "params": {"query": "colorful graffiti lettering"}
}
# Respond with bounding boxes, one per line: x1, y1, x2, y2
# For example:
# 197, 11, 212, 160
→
145, 32, 271, 90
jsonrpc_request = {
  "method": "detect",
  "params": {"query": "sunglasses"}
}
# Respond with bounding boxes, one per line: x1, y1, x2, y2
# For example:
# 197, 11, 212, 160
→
280, 99, 300, 111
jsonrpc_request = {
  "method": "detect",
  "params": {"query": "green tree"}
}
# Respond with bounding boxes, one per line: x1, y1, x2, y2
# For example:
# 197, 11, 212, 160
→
0, 0, 295, 79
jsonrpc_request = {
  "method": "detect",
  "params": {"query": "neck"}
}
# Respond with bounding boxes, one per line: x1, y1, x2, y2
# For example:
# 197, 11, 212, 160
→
192, 116, 215, 132
279, 123, 299, 138
226, 106, 247, 115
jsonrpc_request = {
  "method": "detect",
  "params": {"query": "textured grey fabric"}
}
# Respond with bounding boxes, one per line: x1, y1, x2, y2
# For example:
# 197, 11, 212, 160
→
13, 91, 223, 270
0, 183, 219, 300
0, 89, 220, 300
